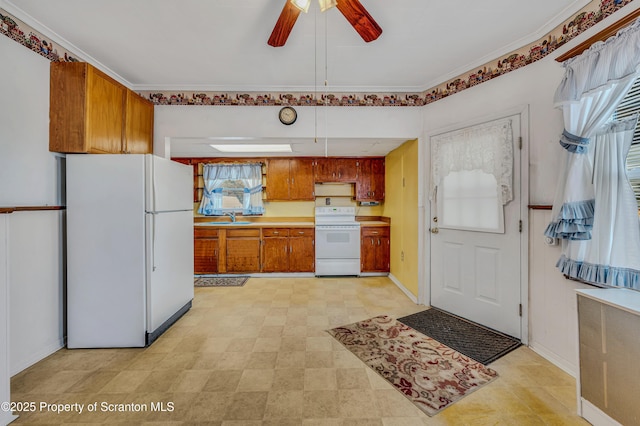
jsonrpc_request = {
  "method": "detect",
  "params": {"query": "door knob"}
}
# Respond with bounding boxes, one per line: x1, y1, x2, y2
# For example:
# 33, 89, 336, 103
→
430, 227, 439, 234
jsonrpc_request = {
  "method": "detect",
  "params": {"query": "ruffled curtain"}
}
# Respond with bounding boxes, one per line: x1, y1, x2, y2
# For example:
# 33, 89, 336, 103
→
546, 18, 640, 288
198, 163, 264, 216
431, 118, 514, 204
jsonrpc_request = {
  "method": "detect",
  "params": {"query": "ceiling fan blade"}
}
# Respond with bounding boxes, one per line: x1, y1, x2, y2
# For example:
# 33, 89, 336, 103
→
336, 0, 382, 43
268, 1, 302, 47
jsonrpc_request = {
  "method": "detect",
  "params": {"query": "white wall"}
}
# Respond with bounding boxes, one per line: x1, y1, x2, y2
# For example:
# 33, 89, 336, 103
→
154, 104, 423, 157
0, 34, 65, 377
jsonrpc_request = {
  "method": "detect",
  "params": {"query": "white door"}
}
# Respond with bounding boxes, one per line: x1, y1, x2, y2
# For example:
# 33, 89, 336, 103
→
430, 114, 522, 339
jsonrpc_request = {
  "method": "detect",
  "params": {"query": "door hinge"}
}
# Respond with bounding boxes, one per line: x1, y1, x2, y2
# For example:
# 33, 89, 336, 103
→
519, 304, 523, 317
518, 136, 523, 150
519, 220, 523, 233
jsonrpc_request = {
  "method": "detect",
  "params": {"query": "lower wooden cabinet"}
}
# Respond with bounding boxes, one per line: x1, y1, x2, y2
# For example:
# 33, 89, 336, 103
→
361, 226, 390, 273
194, 228, 219, 274
262, 228, 314, 272
194, 225, 315, 274
225, 229, 261, 273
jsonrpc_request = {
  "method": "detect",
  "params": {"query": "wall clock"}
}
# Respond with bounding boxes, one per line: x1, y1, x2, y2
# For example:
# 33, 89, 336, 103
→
278, 106, 297, 125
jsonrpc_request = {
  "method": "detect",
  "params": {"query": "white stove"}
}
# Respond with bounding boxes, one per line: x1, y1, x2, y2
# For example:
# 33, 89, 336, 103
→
315, 207, 361, 276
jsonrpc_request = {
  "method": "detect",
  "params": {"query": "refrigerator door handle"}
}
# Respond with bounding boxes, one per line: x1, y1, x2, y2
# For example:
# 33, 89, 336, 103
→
150, 212, 157, 271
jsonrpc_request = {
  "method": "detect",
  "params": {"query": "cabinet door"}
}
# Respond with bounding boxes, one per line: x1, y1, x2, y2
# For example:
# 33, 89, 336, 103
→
289, 229, 315, 272
356, 158, 385, 201
336, 159, 359, 182
226, 238, 261, 273
289, 159, 315, 200
194, 238, 218, 274
374, 236, 390, 272
356, 159, 372, 200
50, 62, 88, 153
266, 158, 291, 200
314, 158, 334, 182
124, 91, 154, 154
262, 237, 289, 272
86, 67, 126, 153
370, 158, 385, 201
361, 236, 377, 272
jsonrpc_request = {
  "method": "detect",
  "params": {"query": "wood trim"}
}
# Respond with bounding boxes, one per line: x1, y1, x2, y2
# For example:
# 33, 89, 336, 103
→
556, 8, 640, 62
528, 205, 553, 210
0, 206, 65, 214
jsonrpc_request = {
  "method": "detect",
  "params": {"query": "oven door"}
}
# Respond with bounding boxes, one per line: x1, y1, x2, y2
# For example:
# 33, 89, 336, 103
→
315, 225, 360, 259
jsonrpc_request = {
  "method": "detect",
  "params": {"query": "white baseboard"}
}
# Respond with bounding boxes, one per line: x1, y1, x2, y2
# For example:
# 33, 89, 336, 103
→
1, 412, 18, 426
388, 274, 419, 304
580, 398, 622, 426
528, 342, 577, 378
11, 338, 64, 377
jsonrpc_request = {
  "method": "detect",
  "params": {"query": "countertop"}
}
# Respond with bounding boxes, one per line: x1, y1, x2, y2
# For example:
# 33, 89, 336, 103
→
194, 218, 390, 228
195, 221, 315, 228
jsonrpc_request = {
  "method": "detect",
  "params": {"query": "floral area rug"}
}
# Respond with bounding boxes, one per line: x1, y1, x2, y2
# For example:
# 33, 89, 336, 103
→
327, 315, 499, 416
194, 276, 249, 287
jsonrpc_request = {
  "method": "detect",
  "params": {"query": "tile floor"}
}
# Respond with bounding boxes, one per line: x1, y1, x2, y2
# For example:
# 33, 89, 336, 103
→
10, 277, 589, 425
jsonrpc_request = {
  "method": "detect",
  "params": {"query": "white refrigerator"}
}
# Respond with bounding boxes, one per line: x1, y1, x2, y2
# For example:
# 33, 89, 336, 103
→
66, 154, 194, 348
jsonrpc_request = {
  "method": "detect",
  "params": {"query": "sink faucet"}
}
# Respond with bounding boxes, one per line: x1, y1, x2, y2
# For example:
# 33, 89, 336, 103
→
224, 211, 237, 222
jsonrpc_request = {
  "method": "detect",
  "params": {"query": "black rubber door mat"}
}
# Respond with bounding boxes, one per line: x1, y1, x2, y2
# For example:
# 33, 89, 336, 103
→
397, 307, 521, 365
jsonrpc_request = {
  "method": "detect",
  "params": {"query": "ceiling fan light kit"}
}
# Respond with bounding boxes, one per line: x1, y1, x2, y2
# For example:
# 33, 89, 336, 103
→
318, 0, 338, 12
291, 0, 311, 13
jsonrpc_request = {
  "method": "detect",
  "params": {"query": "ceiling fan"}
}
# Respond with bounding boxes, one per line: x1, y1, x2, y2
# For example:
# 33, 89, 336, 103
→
268, 0, 382, 47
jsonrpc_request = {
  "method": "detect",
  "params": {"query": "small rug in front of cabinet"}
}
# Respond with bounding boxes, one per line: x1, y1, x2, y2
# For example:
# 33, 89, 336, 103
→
194, 276, 249, 287
397, 308, 521, 365
327, 315, 498, 416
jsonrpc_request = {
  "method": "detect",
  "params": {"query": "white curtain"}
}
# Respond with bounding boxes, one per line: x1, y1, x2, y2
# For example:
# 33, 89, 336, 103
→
198, 163, 264, 216
558, 117, 640, 287
431, 118, 514, 205
546, 18, 640, 288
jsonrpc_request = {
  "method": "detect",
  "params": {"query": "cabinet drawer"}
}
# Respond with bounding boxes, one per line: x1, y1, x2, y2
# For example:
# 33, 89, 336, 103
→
263, 228, 290, 237
362, 226, 389, 238
290, 228, 314, 237
194, 228, 219, 238
227, 228, 260, 238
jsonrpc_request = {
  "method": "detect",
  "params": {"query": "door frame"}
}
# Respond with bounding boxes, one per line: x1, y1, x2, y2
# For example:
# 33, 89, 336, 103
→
418, 104, 530, 345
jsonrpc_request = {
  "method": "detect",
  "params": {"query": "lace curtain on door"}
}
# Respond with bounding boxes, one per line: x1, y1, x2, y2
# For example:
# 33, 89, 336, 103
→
430, 118, 514, 205
545, 18, 640, 289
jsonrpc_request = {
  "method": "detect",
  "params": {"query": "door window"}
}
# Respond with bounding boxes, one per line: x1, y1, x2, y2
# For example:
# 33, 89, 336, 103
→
438, 169, 504, 233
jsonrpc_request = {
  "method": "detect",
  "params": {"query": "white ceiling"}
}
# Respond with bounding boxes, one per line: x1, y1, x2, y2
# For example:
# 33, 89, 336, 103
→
3, 0, 589, 156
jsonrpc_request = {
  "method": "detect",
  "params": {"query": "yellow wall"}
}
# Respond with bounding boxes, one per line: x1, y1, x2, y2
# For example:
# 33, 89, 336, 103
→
383, 139, 419, 296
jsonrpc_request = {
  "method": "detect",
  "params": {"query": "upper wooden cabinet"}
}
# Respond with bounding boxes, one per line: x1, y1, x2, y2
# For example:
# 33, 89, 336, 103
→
356, 158, 385, 201
266, 158, 315, 201
124, 90, 154, 154
315, 158, 359, 182
49, 62, 153, 154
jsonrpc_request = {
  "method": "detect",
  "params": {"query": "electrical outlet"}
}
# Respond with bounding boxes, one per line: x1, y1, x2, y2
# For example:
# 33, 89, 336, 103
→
325, 197, 330, 205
